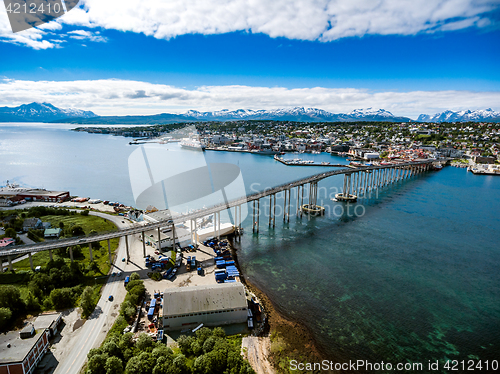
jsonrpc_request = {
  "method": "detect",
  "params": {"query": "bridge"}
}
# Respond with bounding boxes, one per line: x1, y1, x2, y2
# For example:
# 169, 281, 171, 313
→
1, 159, 436, 271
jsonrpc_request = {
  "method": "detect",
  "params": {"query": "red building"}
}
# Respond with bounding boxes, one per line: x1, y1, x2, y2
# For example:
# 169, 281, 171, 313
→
0, 326, 50, 374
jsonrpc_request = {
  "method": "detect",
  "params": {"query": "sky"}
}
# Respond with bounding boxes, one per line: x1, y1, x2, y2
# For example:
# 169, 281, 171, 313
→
0, 0, 499, 119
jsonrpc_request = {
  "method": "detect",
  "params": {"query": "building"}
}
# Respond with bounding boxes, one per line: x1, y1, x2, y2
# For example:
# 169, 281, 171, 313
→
0, 327, 50, 374
0, 187, 70, 205
0, 314, 62, 374
33, 313, 63, 338
22, 218, 42, 232
162, 283, 248, 331
44, 228, 62, 239
0, 238, 15, 249
473, 155, 496, 164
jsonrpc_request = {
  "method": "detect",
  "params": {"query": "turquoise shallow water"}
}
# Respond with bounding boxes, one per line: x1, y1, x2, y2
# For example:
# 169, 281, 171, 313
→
1, 123, 499, 371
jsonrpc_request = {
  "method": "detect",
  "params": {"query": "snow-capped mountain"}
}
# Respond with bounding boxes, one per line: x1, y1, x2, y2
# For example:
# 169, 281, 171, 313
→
176, 107, 410, 122
0, 102, 97, 122
417, 109, 500, 123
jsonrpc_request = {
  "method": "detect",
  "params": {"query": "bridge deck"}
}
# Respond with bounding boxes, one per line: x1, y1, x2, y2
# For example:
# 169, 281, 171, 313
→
2, 160, 434, 256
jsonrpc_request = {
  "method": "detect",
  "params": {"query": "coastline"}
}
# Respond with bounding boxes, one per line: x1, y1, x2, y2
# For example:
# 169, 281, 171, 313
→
231, 238, 332, 374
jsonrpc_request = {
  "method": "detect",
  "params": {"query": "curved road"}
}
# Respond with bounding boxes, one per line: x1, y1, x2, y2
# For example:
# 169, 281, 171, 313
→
54, 211, 135, 374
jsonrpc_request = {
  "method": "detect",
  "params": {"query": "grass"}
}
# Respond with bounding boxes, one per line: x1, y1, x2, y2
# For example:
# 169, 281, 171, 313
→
41, 214, 117, 235
10, 214, 120, 275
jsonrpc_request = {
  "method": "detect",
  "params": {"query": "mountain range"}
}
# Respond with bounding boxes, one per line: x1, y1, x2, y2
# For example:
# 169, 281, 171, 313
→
0, 102, 499, 123
0, 102, 97, 122
417, 108, 500, 123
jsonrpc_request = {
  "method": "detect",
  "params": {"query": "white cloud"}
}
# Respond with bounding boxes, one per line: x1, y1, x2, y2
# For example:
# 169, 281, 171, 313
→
0, 0, 497, 48
0, 78, 499, 119
66, 29, 106, 42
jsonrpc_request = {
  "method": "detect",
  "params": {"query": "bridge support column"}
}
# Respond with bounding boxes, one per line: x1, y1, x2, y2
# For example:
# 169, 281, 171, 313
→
69, 246, 74, 263
49, 249, 53, 261
268, 195, 272, 227
283, 190, 287, 223
256, 200, 260, 233
89, 242, 93, 262
272, 194, 276, 228
125, 235, 129, 261
28, 252, 34, 270
158, 227, 162, 250
172, 223, 177, 248
252, 201, 256, 233
217, 212, 221, 239
190, 220, 194, 246
300, 184, 304, 218
214, 213, 217, 237
142, 232, 146, 257
108, 239, 112, 264
296, 186, 300, 216
8, 256, 13, 271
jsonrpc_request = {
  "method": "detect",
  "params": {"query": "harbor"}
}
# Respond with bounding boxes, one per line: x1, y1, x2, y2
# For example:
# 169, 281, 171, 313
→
273, 154, 347, 167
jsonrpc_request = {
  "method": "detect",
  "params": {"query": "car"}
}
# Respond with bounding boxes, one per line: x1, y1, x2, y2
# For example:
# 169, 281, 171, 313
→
122, 258, 126, 262
117, 271, 122, 277
121, 221, 125, 223
112, 272, 117, 277
108, 295, 114, 301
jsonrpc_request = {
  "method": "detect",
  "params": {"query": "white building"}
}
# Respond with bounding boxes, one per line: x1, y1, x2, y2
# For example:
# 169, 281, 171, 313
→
162, 283, 248, 331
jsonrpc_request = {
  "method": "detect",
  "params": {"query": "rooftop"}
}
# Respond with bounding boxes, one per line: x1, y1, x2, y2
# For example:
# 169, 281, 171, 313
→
0, 329, 45, 364
163, 283, 247, 316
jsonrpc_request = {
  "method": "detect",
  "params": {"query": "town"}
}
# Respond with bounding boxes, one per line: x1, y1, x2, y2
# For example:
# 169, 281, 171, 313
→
75, 120, 500, 169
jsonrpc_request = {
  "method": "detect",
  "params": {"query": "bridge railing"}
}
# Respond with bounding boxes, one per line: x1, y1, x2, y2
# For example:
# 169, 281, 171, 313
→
1, 159, 434, 255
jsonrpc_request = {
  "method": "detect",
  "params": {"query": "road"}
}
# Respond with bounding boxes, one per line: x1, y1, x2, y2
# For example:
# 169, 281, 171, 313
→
54, 211, 136, 374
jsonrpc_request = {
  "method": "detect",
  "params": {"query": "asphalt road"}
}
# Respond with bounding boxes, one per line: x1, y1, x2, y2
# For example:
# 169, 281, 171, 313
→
54, 211, 134, 374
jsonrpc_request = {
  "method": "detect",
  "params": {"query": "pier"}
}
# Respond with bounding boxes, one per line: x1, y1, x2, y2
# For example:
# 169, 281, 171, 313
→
274, 155, 350, 168
1, 159, 436, 264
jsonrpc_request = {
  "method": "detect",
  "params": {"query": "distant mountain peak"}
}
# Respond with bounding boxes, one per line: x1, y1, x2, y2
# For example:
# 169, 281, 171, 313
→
417, 109, 500, 122
0, 102, 97, 122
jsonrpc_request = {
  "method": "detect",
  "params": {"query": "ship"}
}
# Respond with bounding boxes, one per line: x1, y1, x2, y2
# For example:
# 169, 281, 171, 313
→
180, 138, 205, 151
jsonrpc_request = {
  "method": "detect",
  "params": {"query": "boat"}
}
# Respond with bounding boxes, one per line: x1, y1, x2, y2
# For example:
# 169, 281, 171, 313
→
180, 138, 205, 151
432, 163, 443, 171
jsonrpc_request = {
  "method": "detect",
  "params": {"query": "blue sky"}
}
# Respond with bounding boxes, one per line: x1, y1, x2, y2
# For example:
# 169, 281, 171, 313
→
0, 0, 499, 118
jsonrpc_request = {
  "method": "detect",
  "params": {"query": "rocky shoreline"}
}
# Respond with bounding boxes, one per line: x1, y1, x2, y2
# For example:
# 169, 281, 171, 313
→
230, 238, 332, 374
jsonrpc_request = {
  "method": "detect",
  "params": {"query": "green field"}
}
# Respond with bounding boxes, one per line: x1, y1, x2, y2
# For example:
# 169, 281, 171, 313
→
10, 214, 120, 275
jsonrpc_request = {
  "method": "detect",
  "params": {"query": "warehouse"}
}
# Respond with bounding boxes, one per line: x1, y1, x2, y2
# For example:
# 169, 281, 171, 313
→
162, 283, 248, 331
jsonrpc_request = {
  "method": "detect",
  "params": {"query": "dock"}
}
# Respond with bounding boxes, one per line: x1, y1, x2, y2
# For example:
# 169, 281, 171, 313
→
274, 155, 349, 168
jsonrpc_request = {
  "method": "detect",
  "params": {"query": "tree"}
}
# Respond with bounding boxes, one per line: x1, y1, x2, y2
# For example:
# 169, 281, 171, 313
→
130, 272, 140, 281
202, 336, 216, 354
102, 339, 121, 358
0, 285, 25, 312
119, 332, 134, 351
152, 345, 173, 362
25, 291, 41, 312
72, 225, 85, 237
50, 288, 73, 309
176, 335, 194, 356
105, 356, 124, 374
87, 353, 108, 374
172, 354, 188, 374
0, 307, 12, 330
191, 340, 203, 356
80, 286, 95, 318
4, 227, 16, 239
136, 333, 154, 352
195, 327, 212, 346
